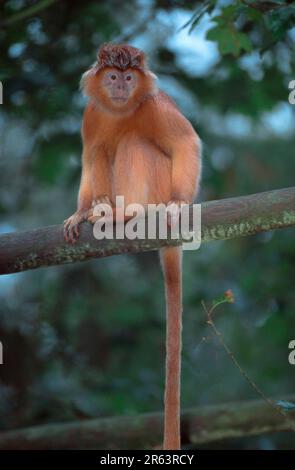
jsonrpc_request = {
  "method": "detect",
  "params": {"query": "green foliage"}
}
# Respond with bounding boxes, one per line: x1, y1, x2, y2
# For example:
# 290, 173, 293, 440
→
265, 3, 295, 40
207, 25, 252, 56
207, 5, 252, 56
202, 0, 295, 57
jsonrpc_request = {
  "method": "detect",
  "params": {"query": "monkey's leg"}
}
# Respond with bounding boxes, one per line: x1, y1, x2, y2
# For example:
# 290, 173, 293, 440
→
113, 134, 171, 207
88, 196, 114, 224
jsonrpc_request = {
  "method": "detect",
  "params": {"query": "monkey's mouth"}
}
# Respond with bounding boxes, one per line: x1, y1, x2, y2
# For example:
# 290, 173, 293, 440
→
111, 97, 128, 103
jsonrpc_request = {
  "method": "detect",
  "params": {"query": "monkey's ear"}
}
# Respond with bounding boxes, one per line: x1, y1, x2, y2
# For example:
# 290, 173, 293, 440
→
80, 63, 98, 94
80, 70, 90, 93
147, 71, 157, 80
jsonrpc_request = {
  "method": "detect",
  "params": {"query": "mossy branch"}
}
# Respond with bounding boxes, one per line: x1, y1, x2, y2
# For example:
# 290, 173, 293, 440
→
0, 396, 294, 449
0, 186, 295, 275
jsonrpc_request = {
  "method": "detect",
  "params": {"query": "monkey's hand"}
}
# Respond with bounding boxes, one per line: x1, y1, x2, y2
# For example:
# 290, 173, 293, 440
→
166, 199, 188, 227
63, 208, 91, 244
88, 196, 114, 224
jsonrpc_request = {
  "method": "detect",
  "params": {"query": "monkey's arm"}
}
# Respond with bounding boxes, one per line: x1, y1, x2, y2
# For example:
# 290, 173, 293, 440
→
77, 147, 93, 211
90, 151, 113, 203
81, 104, 113, 206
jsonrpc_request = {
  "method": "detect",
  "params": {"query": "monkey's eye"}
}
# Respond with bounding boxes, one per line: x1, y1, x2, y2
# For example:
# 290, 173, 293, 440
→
125, 75, 132, 81
110, 74, 117, 80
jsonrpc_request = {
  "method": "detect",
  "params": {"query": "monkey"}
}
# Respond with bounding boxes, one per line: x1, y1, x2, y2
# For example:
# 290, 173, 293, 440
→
63, 44, 201, 450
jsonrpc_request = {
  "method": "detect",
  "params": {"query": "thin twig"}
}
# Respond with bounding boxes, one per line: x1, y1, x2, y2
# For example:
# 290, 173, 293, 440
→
1, 0, 59, 27
201, 299, 295, 433
241, 0, 291, 13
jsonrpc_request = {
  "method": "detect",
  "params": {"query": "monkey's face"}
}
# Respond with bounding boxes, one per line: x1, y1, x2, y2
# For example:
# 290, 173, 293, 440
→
82, 64, 156, 114
102, 68, 138, 107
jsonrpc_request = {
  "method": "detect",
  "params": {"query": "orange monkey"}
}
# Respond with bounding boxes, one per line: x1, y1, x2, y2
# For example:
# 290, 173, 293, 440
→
64, 44, 201, 450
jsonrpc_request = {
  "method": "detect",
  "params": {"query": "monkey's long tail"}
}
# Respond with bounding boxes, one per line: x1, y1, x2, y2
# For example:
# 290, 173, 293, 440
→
160, 245, 183, 450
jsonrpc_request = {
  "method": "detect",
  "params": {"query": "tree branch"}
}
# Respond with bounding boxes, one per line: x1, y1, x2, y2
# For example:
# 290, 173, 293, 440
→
0, 396, 294, 449
1, 0, 59, 27
241, 0, 292, 13
1, 187, 295, 275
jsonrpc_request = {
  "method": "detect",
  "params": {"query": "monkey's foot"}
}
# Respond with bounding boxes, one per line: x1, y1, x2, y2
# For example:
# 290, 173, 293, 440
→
63, 209, 91, 244
88, 196, 113, 224
166, 199, 188, 227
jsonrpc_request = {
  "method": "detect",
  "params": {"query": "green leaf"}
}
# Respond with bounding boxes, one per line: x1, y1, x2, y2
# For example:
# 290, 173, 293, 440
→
207, 25, 252, 56
238, 31, 252, 52
220, 5, 237, 20
265, 7, 295, 41
245, 6, 263, 22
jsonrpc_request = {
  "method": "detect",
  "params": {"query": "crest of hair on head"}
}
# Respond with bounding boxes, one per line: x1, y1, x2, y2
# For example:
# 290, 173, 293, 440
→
97, 43, 148, 72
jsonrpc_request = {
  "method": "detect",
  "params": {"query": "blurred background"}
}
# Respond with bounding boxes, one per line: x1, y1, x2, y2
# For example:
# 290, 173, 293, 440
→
0, 0, 295, 450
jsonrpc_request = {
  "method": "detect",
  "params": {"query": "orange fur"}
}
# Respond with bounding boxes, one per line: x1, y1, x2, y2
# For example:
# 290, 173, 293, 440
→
64, 44, 201, 450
